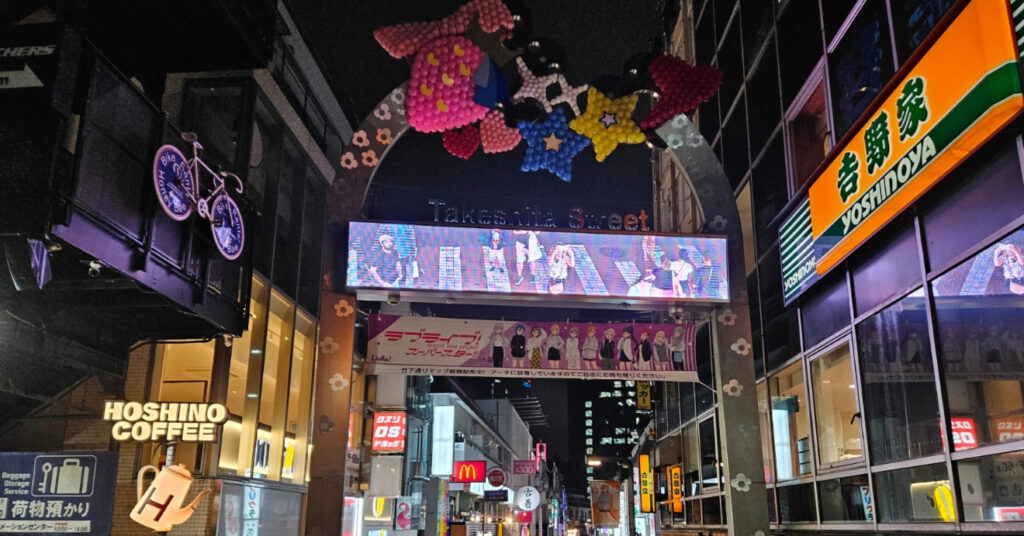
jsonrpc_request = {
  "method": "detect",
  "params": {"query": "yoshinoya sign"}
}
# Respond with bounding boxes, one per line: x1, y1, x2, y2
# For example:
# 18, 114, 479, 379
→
102, 401, 228, 442
638, 454, 654, 513
0, 451, 117, 535
780, 0, 1024, 304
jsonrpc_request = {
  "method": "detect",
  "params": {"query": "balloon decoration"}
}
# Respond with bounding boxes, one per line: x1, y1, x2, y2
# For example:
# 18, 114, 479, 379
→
518, 109, 591, 182
442, 124, 482, 159
550, 74, 588, 117
569, 87, 646, 162
365, 0, 723, 181
480, 109, 522, 153
639, 54, 723, 131
511, 57, 558, 113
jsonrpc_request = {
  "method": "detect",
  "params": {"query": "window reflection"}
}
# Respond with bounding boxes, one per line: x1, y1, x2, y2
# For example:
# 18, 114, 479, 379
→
873, 463, 952, 522
956, 450, 1024, 522
810, 344, 863, 465
857, 290, 943, 464
933, 226, 1024, 451
770, 361, 812, 481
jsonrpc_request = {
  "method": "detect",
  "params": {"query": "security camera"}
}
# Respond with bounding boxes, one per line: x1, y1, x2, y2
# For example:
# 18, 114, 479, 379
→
668, 305, 685, 323
386, 294, 400, 306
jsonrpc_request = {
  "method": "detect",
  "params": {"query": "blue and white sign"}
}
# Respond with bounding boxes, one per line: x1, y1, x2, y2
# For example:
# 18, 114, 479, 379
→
153, 145, 196, 221
484, 490, 508, 503
210, 195, 245, 260
0, 451, 116, 534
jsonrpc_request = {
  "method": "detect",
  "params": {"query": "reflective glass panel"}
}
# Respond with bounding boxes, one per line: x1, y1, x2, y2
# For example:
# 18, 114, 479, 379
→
873, 463, 952, 523
956, 450, 1024, 522
770, 361, 812, 480
810, 344, 863, 465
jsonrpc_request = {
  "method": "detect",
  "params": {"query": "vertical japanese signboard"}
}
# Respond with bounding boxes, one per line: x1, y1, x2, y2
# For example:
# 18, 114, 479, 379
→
372, 412, 408, 452
666, 465, 683, 514
0, 452, 116, 535
637, 454, 654, 513
780, 0, 1024, 304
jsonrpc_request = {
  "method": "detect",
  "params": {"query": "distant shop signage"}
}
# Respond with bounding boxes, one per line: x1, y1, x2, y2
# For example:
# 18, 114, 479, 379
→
779, 0, 1024, 304
0, 25, 58, 97
515, 510, 533, 523
667, 465, 682, 514
372, 412, 408, 452
451, 462, 486, 483
638, 455, 654, 513
0, 451, 116, 535
347, 221, 729, 305
950, 417, 978, 451
102, 401, 228, 442
367, 315, 699, 382
636, 382, 651, 411
486, 468, 507, 487
589, 481, 620, 527
484, 490, 508, 503
364, 497, 395, 522
512, 461, 536, 475
515, 487, 540, 511
431, 406, 455, 476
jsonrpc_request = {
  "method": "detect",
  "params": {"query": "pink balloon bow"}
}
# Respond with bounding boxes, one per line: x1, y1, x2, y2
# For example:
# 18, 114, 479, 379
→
374, 0, 515, 133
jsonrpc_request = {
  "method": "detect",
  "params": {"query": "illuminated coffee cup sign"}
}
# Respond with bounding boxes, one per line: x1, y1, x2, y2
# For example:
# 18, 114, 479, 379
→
103, 401, 228, 442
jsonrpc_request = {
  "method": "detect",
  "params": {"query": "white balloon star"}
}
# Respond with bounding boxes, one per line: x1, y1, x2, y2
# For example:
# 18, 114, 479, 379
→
550, 75, 588, 117
512, 57, 558, 113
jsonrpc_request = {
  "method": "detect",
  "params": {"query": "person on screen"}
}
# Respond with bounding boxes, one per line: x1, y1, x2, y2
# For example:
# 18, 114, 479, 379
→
692, 251, 716, 298
367, 231, 403, 287
565, 326, 581, 370
600, 327, 617, 371
617, 326, 635, 370
653, 256, 675, 297
482, 229, 509, 273
402, 245, 421, 287
546, 324, 564, 369
628, 269, 655, 297
641, 235, 658, 270
582, 325, 599, 370
527, 325, 546, 369
547, 242, 575, 295
510, 324, 527, 368
671, 247, 695, 297
513, 230, 542, 287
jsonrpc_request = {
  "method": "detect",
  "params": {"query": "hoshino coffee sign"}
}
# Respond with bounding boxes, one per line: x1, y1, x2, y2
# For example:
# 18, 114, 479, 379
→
779, 0, 1024, 305
103, 401, 228, 442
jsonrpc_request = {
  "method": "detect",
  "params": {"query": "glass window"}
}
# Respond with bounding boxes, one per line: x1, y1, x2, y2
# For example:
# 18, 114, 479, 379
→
298, 177, 326, 313
721, 97, 750, 190
738, 184, 756, 275
682, 424, 700, 496
933, 225, 1024, 451
770, 360, 812, 481
922, 136, 1024, 272
873, 463, 953, 522
818, 474, 872, 522
680, 382, 695, 424
857, 290, 943, 464
254, 290, 295, 481
701, 495, 722, 525
699, 417, 719, 490
221, 277, 269, 477
776, 0, 824, 107
698, 93, 721, 144
752, 132, 788, 258
801, 274, 850, 350
852, 220, 922, 315
956, 450, 1024, 523
273, 139, 306, 295
741, 0, 774, 71
666, 382, 681, 432
695, 5, 716, 67
717, 22, 743, 110
249, 99, 284, 277
746, 38, 781, 158
283, 310, 316, 484
786, 77, 830, 192
696, 325, 715, 413
777, 482, 816, 522
757, 381, 774, 485
810, 344, 863, 465
147, 340, 216, 473
828, 1, 895, 136
891, 0, 957, 65
760, 246, 801, 371
821, 0, 857, 44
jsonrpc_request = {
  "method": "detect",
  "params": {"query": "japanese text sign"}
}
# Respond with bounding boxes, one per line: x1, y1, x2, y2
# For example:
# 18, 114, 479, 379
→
372, 412, 408, 452
450, 461, 486, 483
667, 465, 683, 513
950, 417, 978, 451
513, 460, 536, 474
0, 451, 116, 535
781, 0, 1024, 304
638, 454, 654, 513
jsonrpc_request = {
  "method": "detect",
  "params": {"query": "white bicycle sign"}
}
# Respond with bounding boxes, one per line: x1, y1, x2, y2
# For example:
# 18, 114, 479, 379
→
153, 132, 245, 260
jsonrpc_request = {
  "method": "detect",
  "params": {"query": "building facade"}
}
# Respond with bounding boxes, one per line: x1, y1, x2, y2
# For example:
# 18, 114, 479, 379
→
648, 0, 1024, 534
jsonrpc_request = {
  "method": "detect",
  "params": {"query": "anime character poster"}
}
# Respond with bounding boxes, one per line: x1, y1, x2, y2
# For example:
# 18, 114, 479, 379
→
347, 221, 729, 302
367, 315, 698, 382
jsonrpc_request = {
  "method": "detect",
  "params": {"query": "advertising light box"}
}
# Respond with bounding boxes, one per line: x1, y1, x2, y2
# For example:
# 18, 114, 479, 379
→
347, 222, 728, 304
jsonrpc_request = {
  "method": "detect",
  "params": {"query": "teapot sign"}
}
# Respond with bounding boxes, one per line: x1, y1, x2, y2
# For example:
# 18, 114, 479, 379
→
131, 464, 209, 532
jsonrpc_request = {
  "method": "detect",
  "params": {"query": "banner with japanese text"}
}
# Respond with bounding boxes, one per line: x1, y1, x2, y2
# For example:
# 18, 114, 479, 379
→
368, 315, 698, 381
589, 481, 621, 527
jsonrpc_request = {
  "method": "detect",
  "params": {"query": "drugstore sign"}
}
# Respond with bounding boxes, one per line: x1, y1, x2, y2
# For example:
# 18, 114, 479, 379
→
780, 0, 1024, 304
372, 412, 407, 452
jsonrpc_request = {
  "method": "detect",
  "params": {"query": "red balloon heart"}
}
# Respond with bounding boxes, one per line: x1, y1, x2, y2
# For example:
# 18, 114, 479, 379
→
480, 109, 522, 153
640, 54, 723, 131
442, 125, 481, 159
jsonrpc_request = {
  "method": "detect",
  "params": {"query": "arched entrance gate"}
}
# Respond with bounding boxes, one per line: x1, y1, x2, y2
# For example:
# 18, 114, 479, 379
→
306, 81, 770, 536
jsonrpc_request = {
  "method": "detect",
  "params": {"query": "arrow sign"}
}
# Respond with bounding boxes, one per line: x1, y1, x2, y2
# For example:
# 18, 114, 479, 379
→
0, 64, 44, 89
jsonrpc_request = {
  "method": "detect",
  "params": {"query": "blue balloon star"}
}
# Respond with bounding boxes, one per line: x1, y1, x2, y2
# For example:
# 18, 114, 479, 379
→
518, 108, 591, 182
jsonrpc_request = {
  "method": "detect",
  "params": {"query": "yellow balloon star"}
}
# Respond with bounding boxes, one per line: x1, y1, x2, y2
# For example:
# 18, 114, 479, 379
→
569, 87, 646, 162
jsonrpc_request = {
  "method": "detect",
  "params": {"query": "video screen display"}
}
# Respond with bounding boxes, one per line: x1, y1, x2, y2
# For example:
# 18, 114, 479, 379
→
347, 222, 729, 302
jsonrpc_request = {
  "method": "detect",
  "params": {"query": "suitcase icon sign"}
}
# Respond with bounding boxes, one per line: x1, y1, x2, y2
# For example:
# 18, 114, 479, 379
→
36, 457, 93, 496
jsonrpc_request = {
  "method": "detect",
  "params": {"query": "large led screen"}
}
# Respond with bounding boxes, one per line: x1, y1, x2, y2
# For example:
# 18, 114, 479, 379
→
347, 222, 729, 302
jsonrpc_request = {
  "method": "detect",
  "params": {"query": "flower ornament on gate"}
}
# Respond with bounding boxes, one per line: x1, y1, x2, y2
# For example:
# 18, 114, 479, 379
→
374, 103, 393, 121
351, 130, 370, 147
717, 308, 737, 326
334, 300, 355, 318
329, 373, 350, 392
376, 128, 393, 145
730, 338, 752, 356
340, 152, 358, 169
708, 214, 728, 231
723, 379, 744, 398
730, 473, 751, 493
319, 336, 340, 355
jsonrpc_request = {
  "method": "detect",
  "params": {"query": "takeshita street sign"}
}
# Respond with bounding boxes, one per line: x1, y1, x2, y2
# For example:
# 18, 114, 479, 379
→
780, 0, 1024, 304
